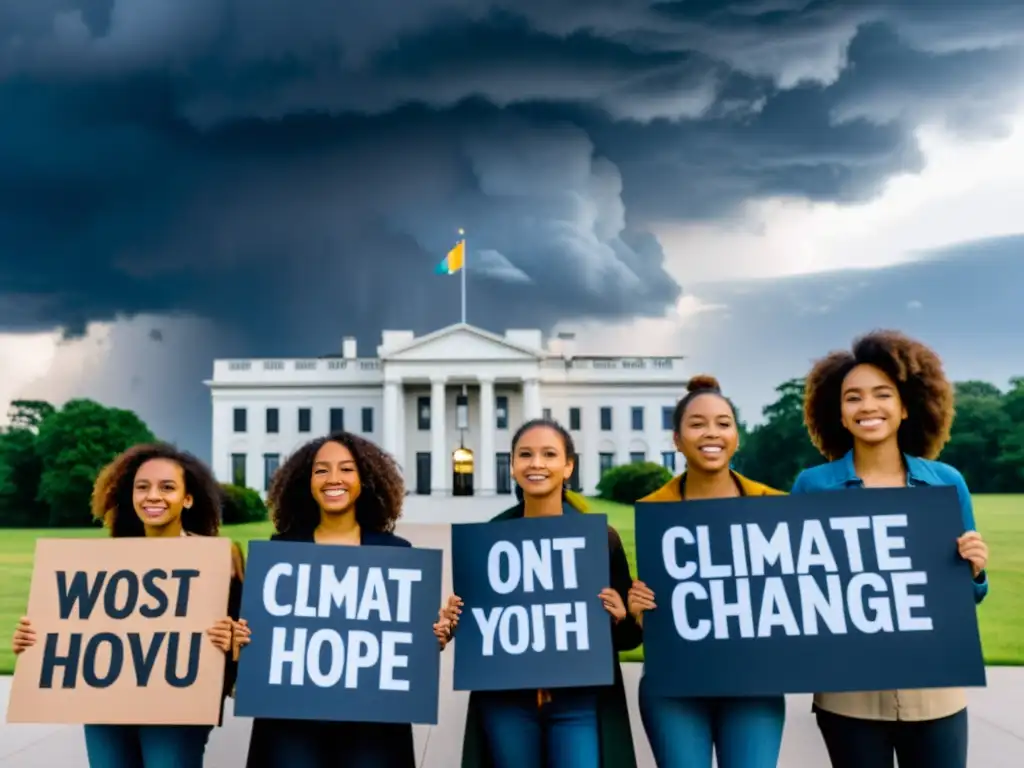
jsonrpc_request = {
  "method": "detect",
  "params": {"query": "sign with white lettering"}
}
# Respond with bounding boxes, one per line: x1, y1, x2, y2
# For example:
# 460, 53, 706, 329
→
451, 513, 614, 691
635, 486, 987, 697
233, 541, 443, 724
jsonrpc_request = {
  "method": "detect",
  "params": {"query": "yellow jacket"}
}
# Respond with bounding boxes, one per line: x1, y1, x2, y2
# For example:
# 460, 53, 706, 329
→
640, 471, 784, 502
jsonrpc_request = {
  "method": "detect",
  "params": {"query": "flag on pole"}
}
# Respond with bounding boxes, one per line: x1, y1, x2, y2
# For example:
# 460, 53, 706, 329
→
434, 239, 465, 274
434, 229, 468, 323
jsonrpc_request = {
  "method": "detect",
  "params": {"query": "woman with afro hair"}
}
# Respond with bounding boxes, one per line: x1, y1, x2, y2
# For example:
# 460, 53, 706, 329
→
11, 443, 245, 767
626, 375, 788, 768
235, 431, 420, 768
793, 330, 990, 768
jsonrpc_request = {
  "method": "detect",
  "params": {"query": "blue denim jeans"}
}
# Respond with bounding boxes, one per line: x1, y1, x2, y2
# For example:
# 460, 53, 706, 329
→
638, 675, 785, 768
83, 724, 211, 768
816, 707, 968, 768
477, 688, 601, 768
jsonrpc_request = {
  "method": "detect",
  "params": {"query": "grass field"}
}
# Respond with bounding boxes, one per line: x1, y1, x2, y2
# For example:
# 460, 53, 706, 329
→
1, 496, 1021, 674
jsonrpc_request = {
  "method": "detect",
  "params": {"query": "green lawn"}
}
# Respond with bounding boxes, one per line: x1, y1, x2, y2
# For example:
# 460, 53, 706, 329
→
1, 497, 1021, 674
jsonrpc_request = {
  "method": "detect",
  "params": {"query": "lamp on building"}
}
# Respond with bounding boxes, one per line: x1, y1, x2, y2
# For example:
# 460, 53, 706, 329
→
456, 391, 469, 430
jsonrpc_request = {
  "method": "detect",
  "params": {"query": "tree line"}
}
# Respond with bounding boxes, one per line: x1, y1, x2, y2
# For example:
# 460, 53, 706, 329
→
733, 378, 1024, 494
0, 399, 266, 528
2, 377, 1021, 527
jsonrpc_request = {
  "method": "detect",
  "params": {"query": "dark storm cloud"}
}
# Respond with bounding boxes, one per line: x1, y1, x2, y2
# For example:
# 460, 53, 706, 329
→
0, 0, 1022, 352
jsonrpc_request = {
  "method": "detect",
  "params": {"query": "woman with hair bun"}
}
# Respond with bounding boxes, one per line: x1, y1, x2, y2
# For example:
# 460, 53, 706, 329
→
438, 417, 642, 768
793, 330, 989, 768
628, 375, 787, 768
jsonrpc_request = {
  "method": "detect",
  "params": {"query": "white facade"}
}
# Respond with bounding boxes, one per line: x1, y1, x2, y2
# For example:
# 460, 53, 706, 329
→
205, 323, 688, 497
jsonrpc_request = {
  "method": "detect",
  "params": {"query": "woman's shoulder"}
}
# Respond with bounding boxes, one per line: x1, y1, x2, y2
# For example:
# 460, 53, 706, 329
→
733, 472, 786, 496
907, 456, 968, 488
364, 529, 413, 547
789, 458, 848, 491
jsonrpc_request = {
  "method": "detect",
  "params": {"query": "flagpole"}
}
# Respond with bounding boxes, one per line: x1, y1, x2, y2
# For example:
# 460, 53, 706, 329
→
459, 228, 467, 324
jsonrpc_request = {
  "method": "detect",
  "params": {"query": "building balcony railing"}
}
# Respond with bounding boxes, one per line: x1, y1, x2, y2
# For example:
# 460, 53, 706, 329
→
209, 355, 686, 387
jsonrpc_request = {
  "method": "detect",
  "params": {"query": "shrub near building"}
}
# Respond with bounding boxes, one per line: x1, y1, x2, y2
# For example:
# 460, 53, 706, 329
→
597, 462, 673, 505
220, 483, 269, 524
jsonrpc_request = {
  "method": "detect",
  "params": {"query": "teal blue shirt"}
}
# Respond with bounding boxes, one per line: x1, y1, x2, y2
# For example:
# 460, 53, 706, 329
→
790, 450, 989, 604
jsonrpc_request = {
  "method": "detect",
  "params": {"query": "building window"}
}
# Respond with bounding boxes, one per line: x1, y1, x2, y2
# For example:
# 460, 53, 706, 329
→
630, 451, 646, 464
362, 407, 374, 433
599, 452, 614, 477
496, 453, 512, 495
330, 407, 344, 433
569, 407, 581, 431
542, 407, 552, 421
496, 396, 509, 429
263, 453, 280, 492
231, 453, 246, 487
265, 408, 279, 434
417, 396, 431, 430
233, 408, 247, 433
600, 407, 612, 431
631, 406, 643, 431
298, 408, 311, 433
662, 405, 674, 431
661, 451, 676, 472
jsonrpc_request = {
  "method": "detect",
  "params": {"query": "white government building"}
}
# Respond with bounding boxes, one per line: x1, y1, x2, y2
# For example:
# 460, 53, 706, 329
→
206, 323, 688, 498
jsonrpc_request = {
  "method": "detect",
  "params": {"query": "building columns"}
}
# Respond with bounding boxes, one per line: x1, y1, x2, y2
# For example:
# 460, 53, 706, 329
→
523, 377, 542, 420
382, 379, 401, 457
478, 377, 496, 496
430, 377, 447, 495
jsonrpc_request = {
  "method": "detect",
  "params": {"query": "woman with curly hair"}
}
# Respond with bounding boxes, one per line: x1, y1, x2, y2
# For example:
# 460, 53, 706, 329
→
436, 417, 642, 768
11, 442, 244, 767
626, 375, 788, 768
793, 330, 989, 768
235, 431, 418, 768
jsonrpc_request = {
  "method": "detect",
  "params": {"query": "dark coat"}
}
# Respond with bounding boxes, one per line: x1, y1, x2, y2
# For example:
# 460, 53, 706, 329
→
459, 501, 642, 768
244, 527, 417, 768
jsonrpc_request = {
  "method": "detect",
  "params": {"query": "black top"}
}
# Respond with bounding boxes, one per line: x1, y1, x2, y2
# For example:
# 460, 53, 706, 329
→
244, 526, 416, 768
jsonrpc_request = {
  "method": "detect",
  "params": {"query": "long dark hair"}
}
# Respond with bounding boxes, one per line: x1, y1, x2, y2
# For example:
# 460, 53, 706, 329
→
510, 418, 588, 511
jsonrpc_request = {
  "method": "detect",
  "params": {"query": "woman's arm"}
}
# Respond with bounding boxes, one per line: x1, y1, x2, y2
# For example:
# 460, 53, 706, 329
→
608, 528, 643, 651
951, 471, 989, 604
223, 542, 246, 696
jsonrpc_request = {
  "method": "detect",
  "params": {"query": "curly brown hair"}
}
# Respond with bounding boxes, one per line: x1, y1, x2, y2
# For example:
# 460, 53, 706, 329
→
268, 431, 405, 536
91, 443, 223, 538
803, 330, 954, 461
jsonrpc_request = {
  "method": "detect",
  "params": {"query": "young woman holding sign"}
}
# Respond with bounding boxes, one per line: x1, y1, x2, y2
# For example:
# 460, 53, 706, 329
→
235, 431, 419, 768
793, 330, 989, 768
436, 417, 643, 768
626, 374, 787, 768
11, 442, 244, 768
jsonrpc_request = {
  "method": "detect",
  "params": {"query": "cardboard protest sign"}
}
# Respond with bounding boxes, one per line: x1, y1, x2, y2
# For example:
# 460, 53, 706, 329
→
636, 486, 987, 697
233, 541, 444, 725
451, 513, 614, 692
7, 536, 233, 724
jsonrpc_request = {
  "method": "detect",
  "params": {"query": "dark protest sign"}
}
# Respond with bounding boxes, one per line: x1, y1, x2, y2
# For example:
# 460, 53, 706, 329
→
233, 541, 443, 725
451, 513, 614, 692
636, 486, 987, 697
7, 537, 233, 724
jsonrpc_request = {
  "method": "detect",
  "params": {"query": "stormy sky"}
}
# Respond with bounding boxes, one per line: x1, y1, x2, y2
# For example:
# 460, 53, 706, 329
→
2, 1, 1024, 457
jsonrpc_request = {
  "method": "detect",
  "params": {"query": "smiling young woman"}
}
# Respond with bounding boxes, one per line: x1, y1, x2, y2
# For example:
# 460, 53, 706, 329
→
792, 330, 989, 768
235, 431, 421, 768
627, 375, 788, 768
11, 443, 244, 768
435, 417, 642, 768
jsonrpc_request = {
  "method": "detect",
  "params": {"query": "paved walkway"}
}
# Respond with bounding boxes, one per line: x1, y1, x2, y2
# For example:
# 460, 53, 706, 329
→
3, 523, 1021, 766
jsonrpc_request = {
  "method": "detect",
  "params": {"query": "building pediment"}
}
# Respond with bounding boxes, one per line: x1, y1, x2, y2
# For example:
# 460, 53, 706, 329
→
381, 323, 543, 362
